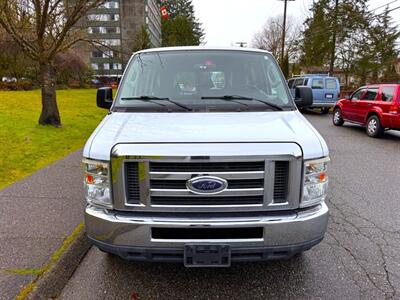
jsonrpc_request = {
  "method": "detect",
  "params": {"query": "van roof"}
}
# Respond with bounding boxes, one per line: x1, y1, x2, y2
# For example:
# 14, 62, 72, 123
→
289, 74, 338, 79
134, 46, 272, 55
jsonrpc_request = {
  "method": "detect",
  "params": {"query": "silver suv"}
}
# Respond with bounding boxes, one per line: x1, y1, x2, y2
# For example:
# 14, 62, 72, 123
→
83, 47, 329, 267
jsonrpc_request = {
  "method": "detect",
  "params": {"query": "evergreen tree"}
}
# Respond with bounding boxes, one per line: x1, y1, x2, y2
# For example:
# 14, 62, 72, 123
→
366, 7, 400, 82
162, 16, 199, 46
300, 0, 369, 70
132, 26, 152, 52
160, 0, 204, 46
300, 0, 332, 67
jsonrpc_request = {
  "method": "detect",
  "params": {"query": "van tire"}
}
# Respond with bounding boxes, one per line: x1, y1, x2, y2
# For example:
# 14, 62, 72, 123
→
333, 108, 344, 126
321, 107, 330, 114
366, 115, 383, 138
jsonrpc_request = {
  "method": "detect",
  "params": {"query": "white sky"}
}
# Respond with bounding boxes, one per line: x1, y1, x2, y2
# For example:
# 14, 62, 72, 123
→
192, 0, 400, 47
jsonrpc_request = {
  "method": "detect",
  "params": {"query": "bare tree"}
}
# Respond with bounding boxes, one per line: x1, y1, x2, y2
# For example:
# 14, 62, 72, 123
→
252, 15, 300, 63
0, 0, 106, 127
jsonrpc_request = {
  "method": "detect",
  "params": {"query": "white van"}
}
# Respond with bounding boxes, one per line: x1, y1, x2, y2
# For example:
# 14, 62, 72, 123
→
83, 47, 329, 267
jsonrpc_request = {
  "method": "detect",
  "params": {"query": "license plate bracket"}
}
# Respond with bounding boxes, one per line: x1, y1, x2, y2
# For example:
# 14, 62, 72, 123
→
184, 244, 231, 267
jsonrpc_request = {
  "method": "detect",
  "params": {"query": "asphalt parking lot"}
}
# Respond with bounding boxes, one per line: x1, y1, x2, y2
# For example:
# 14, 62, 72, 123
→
60, 112, 400, 300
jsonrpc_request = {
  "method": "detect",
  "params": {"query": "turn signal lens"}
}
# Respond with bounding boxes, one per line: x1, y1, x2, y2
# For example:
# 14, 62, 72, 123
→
82, 159, 112, 209
319, 172, 327, 182
301, 157, 330, 208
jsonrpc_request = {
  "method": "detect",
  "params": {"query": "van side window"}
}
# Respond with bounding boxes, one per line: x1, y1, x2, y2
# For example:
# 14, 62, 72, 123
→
303, 78, 309, 85
363, 88, 378, 101
381, 87, 395, 102
288, 79, 294, 88
294, 78, 304, 88
325, 79, 337, 89
312, 78, 324, 89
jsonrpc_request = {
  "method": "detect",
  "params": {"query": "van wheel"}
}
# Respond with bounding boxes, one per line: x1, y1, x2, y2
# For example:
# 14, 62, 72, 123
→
366, 115, 383, 138
333, 108, 344, 126
321, 107, 330, 114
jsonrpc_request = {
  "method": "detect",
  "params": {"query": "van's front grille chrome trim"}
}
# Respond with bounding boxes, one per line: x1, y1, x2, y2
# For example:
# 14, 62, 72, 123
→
110, 143, 303, 212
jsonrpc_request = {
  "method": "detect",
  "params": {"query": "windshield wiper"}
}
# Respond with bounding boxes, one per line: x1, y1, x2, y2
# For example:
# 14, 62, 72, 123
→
121, 96, 191, 111
201, 95, 283, 111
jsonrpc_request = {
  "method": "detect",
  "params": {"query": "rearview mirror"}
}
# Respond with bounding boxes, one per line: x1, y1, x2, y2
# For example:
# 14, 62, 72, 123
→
97, 87, 113, 109
294, 86, 313, 108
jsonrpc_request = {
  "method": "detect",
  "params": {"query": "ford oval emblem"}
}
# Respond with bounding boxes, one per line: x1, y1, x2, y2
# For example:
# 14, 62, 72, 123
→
187, 176, 228, 195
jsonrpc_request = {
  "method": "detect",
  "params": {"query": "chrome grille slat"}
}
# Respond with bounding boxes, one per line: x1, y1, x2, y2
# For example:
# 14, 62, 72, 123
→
152, 196, 264, 206
150, 171, 265, 180
150, 188, 264, 197
150, 161, 265, 172
150, 178, 264, 189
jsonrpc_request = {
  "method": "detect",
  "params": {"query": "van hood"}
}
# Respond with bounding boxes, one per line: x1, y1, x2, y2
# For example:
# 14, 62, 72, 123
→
83, 111, 328, 161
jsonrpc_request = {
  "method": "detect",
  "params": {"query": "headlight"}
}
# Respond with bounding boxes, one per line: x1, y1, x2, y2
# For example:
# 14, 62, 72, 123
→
83, 158, 112, 209
301, 157, 329, 208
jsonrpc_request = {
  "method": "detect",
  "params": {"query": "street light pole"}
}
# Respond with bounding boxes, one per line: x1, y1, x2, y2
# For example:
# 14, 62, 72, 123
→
329, 0, 339, 74
279, 0, 295, 64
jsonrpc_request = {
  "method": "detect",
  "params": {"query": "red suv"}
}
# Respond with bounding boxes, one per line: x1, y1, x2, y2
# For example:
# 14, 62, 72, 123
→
333, 84, 400, 137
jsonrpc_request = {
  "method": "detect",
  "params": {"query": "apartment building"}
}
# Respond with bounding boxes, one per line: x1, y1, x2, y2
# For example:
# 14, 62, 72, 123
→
87, 0, 161, 78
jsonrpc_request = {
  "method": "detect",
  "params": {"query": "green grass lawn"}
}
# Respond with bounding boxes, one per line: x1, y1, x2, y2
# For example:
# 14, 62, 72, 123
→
0, 89, 107, 189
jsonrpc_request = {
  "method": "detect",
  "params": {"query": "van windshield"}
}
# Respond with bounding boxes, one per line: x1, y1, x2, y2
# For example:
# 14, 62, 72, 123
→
114, 50, 294, 112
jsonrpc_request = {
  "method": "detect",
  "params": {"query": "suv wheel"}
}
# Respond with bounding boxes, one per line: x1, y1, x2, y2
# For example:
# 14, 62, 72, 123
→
366, 115, 383, 138
333, 108, 344, 126
321, 107, 330, 114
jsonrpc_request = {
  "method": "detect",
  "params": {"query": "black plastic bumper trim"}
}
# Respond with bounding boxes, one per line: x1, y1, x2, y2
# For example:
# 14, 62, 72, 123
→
88, 236, 324, 263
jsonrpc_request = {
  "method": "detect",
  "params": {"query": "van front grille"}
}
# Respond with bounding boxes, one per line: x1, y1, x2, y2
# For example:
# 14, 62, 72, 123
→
123, 159, 294, 209
148, 161, 266, 206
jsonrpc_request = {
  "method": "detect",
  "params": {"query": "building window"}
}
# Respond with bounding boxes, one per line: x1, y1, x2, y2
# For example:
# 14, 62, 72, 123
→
104, 63, 110, 70
89, 27, 106, 34
92, 51, 103, 58
91, 63, 99, 70
103, 50, 114, 58
106, 27, 120, 34
97, 39, 121, 46
88, 27, 119, 35
88, 14, 120, 21
102, 1, 119, 9
113, 63, 122, 70
110, 14, 119, 21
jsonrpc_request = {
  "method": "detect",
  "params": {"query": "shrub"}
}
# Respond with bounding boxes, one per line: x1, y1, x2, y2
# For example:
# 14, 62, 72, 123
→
0, 80, 33, 90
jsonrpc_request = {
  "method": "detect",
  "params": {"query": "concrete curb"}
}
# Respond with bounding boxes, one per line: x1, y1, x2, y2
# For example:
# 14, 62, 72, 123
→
24, 228, 92, 300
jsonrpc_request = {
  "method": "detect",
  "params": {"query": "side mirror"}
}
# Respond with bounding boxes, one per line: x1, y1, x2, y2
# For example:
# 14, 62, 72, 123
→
97, 87, 113, 109
294, 86, 313, 108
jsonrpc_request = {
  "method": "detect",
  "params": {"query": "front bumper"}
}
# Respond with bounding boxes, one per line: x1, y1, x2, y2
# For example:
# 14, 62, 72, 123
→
311, 103, 336, 108
86, 202, 329, 261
